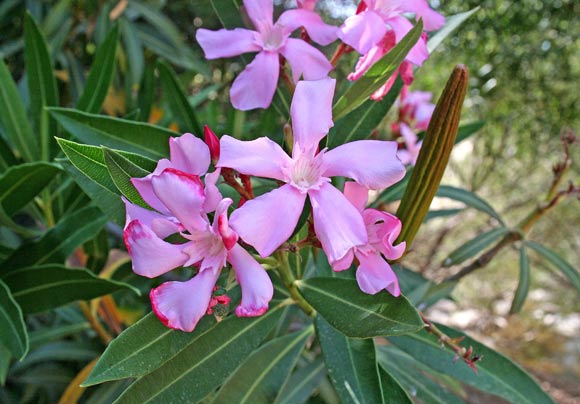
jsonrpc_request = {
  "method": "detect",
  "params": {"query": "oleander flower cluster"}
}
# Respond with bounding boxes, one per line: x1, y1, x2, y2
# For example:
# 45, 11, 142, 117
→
124, 0, 445, 332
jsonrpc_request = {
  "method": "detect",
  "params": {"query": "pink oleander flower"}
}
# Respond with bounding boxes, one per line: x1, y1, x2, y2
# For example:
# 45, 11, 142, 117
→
393, 88, 435, 165
196, 0, 338, 110
217, 78, 406, 266
123, 134, 273, 332
333, 182, 405, 296
339, 0, 445, 100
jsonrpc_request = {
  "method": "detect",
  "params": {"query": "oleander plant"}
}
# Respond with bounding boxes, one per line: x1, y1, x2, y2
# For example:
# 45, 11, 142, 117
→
0, 1, 578, 403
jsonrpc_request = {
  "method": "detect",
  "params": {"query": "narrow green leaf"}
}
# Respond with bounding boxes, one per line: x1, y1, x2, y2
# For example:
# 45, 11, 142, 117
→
0, 162, 62, 216
427, 8, 480, 53
378, 366, 413, 404
77, 25, 119, 113
29, 322, 91, 348
297, 278, 423, 338
0, 135, 17, 173
372, 168, 413, 206
1, 264, 138, 314
274, 359, 325, 404
436, 185, 504, 224
213, 327, 311, 403
0, 341, 10, 385
120, 18, 144, 87
209, 0, 244, 29
396, 66, 469, 247
0, 59, 38, 161
50, 108, 174, 159
425, 208, 464, 222
443, 227, 511, 267
316, 315, 382, 404
24, 12, 59, 161
114, 303, 285, 404
1, 206, 107, 272
389, 324, 554, 404
12, 341, 98, 372
378, 346, 466, 404
328, 78, 403, 148
333, 20, 423, 121
526, 241, 580, 292
454, 121, 485, 144
157, 60, 202, 135
0, 280, 28, 360
138, 63, 156, 122
103, 147, 150, 208
510, 246, 531, 314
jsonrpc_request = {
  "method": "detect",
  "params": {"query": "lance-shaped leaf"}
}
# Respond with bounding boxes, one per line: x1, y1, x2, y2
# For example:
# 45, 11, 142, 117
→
454, 121, 485, 144
120, 17, 144, 87
76, 25, 119, 113
333, 20, 423, 121
0, 341, 10, 385
0, 162, 62, 216
316, 316, 384, 404
114, 303, 285, 404
436, 185, 503, 224
157, 60, 202, 135
50, 108, 174, 159
510, 246, 531, 314
1, 205, 107, 272
24, 12, 59, 160
443, 227, 512, 267
1, 264, 139, 314
526, 241, 580, 292
378, 366, 413, 403
389, 324, 555, 404
0, 280, 28, 359
427, 7, 480, 53
103, 147, 150, 208
328, 78, 403, 148
274, 359, 326, 404
0, 59, 38, 162
396, 65, 469, 247
138, 63, 156, 122
297, 278, 423, 338
213, 327, 311, 403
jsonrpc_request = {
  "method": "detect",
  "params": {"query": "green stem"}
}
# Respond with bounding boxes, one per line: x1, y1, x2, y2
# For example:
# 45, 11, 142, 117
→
275, 251, 315, 317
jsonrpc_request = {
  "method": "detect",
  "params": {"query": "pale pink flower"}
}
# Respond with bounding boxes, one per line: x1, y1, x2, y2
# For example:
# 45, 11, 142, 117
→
333, 182, 405, 296
217, 78, 405, 266
340, 0, 445, 100
196, 0, 338, 110
124, 135, 273, 332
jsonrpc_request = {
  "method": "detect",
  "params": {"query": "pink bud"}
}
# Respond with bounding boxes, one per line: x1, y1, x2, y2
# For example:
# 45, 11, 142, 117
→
204, 125, 220, 163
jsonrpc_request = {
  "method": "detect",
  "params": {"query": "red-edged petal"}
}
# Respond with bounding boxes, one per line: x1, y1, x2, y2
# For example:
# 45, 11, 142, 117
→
150, 268, 220, 332
230, 51, 279, 110
151, 168, 208, 232
338, 10, 387, 54
170, 133, 210, 176
123, 197, 180, 238
280, 38, 333, 83
230, 184, 306, 257
212, 198, 238, 250
131, 159, 174, 214
291, 78, 335, 155
217, 135, 291, 181
196, 28, 260, 59
323, 140, 405, 189
124, 220, 189, 278
309, 182, 367, 265
228, 244, 273, 317
355, 250, 401, 296
277, 9, 338, 45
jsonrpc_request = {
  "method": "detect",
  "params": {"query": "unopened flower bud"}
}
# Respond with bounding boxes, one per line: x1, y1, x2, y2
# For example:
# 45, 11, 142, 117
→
204, 125, 220, 163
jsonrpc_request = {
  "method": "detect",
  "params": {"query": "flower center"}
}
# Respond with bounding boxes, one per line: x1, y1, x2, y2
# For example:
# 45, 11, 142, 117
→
287, 152, 327, 191
260, 24, 287, 51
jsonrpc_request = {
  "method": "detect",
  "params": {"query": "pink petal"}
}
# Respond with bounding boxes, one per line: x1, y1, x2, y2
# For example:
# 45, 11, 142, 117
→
347, 39, 388, 81
309, 182, 367, 265
277, 9, 338, 45
151, 168, 208, 232
230, 184, 306, 257
170, 133, 210, 176
196, 28, 260, 59
343, 182, 368, 212
297, 0, 317, 11
228, 244, 274, 317
212, 198, 238, 250
217, 135, 291, 181
355, 250, 401, 296
363, 209, 406, 260
331, 248, 354, 272
131, 159, 174, 214
386, 16, 429, 66
323, 140, 405, 189
123, 197, 181, 239
394, 0, 445, 31
203, 169, 223, 213
150, 268, 220, 332
370, 69, 399, 101
230, 51, 279, 110
280, 38, 332, 83
124, 220, 189, 278
291, 78, 335, 155
338, 10, 387, 54
243, 0, 274, 32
